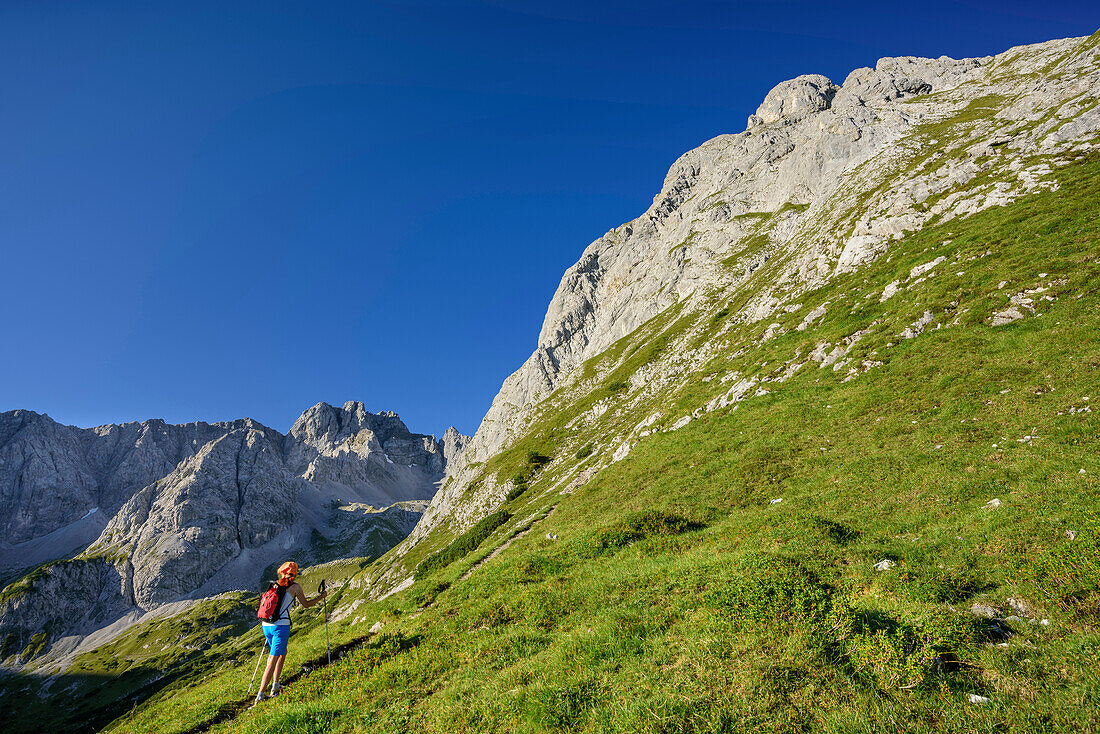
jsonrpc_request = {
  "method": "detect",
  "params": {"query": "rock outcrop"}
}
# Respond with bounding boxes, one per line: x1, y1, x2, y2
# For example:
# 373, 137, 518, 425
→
0, 558, 129, 666
747, 73, 838, 127
98, 424, 299, 608
0, 412, 257, 581
286, 402, 449, 505
1, 413, 266, 548
440, 426, 469, 467
0, 410, 100, 546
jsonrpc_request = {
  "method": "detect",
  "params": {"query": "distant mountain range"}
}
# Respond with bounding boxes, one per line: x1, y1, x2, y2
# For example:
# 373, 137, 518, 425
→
0, 402, 466, 670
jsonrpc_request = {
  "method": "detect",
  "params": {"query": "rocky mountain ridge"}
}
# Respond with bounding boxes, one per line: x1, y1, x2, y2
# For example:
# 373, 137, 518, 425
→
400, 32, 1099, 565
0, 403, 467, 670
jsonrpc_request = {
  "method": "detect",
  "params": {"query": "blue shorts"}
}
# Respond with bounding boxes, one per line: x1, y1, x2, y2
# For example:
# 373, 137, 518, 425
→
263, 624, 290, 656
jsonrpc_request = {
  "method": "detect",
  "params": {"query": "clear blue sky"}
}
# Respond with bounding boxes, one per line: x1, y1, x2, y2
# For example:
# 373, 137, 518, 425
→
2, 2, 1096, 438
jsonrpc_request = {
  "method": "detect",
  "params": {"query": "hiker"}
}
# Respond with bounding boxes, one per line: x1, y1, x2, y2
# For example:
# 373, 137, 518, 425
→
254, 561, 327, 705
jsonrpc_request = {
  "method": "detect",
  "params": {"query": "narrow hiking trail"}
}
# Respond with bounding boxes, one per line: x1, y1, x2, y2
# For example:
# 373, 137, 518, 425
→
179, 506, 558, 733
458, 505, 557, 582
180, 633, 373, 734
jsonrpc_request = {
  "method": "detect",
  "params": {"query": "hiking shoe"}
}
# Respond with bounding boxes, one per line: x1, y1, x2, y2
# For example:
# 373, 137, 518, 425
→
252, 691, 268, 707
270, 682, 283, 697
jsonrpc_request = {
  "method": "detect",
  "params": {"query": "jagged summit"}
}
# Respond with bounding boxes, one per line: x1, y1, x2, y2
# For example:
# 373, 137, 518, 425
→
289, 401, 414, 446
745, 52, 985, 129
0, 403, 453, 555
440, 426, 469, 467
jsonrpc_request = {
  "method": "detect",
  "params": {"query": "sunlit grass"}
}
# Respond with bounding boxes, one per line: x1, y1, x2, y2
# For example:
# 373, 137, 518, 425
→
83, 153, 1100, 734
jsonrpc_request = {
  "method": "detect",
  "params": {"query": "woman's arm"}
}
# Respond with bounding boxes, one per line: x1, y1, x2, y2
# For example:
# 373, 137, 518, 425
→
289, 583, 328, 608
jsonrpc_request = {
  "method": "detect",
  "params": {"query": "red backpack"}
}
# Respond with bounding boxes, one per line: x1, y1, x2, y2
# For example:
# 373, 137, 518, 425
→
257, 581, 289, 623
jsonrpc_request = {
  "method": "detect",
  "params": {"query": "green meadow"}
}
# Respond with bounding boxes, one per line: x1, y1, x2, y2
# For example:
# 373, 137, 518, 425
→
61, 151, 1100, 734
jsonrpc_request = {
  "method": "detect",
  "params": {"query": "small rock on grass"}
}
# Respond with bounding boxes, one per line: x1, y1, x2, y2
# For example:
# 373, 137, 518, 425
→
1006, 597, 1030, 618
769, 498, 783, 505
970, 603, 1003, 619
983, 498, 1002, 509
992, 307, 1025, 326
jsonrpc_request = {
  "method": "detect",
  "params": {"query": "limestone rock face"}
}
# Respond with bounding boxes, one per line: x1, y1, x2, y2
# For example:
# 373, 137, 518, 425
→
440, 427, 469, 467
830, 54, 983, 109
0, 558, 129, 666
285, 401, 451, 505
0, 410, 98, 545
0, 411, 248, 562
749, 73, 839, 127
408, 32, 1100, 546
0, 403, 457, 575
81, 419, 236, 513
98, 425, 299, 607
834, 66, 930, 108
289, 401, 415, 452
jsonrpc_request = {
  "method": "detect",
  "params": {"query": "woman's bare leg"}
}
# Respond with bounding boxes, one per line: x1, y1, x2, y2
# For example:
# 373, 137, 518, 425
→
258, 654, 283, 694
272, 654, 287, 684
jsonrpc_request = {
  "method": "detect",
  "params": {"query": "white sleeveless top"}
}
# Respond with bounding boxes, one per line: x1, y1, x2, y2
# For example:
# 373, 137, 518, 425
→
261, 584, 296, 627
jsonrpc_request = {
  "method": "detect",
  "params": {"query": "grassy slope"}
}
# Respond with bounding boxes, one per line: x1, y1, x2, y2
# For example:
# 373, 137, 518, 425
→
0, 559, 367, 734
99, 152, 1100, 733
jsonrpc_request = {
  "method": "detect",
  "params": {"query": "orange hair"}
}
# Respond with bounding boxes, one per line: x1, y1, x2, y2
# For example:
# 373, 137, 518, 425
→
277, 561, 299, 586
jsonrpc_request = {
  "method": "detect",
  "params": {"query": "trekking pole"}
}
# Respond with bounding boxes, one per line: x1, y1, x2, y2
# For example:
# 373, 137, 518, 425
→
319, 579, 330, 665
247, 627, 268, 695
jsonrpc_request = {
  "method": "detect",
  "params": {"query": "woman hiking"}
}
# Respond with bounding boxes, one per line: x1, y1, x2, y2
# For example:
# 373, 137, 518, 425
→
254, 561, 327, 705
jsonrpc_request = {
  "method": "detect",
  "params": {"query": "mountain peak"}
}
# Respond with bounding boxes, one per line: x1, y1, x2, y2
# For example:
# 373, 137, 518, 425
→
289, 401, 415, 448
748, 73, 838, 127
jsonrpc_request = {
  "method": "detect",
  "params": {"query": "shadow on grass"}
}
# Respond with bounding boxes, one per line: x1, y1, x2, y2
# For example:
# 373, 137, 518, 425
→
819, 608, 987, 694
0, 628, 421, 734
811, 517, 862, 545
0, 665, 193, 734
